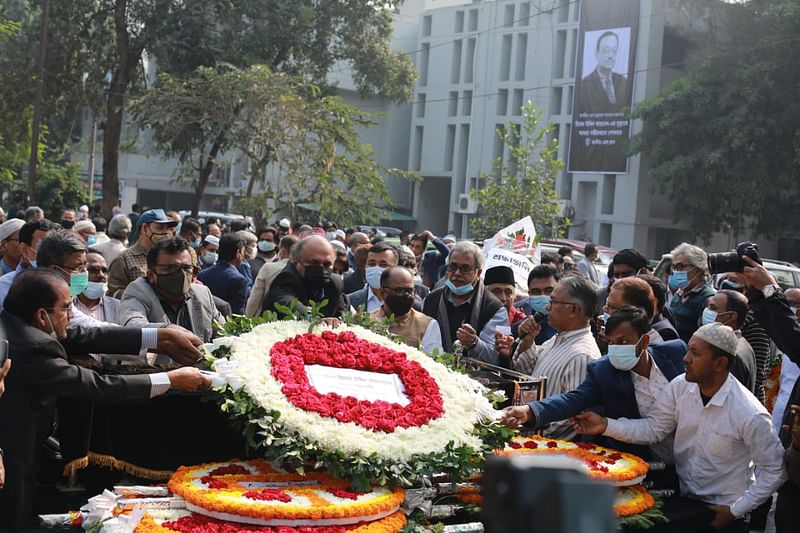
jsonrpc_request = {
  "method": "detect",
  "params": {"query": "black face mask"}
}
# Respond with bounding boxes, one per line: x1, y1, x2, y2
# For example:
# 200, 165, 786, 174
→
61, 220, 75, 229
303, 265, 332, 291
154, 269, 192, 299
385, 293, 415, 316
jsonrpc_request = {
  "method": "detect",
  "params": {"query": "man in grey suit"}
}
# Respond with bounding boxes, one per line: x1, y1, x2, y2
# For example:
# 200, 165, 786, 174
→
119, 237, 223, 343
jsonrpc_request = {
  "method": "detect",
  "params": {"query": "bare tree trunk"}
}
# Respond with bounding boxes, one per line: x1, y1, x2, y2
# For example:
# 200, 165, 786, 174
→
192, 136, 224, 218
27, 0, 49, 205
102, 0, 140, 220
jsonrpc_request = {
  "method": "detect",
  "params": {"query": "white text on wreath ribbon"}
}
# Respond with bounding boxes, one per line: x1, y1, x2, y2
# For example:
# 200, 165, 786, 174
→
305, 365, 410, 406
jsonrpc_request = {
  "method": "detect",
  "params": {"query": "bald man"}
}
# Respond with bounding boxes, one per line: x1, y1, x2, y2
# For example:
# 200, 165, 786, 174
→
261, 235, 348, 318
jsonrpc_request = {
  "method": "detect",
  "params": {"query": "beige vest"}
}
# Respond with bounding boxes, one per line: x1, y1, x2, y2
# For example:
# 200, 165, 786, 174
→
370, 307, 433, 349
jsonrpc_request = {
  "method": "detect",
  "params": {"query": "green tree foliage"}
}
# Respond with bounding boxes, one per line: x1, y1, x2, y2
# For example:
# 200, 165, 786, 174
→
630, 0, 800, 241
131, 65, 415, 224
468, 102, 564, 240
9, 162, 88, 219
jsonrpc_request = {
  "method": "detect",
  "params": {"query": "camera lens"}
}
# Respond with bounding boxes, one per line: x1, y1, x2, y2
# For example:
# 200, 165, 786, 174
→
707, 251, 743, 274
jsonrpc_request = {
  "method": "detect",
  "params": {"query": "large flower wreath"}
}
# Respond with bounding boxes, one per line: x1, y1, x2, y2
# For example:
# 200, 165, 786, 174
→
208, 316, 512, 490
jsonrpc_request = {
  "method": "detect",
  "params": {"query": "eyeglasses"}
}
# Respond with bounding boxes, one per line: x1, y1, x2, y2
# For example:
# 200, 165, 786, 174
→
446, 264, 476, 274
3, 238, 18, 243
44, 305, 73, 316
87, 266, 108, 274
671, 262, 690, 272
56, 264, 87, 274
154, 264, 194, 275
383, 287, 415, 297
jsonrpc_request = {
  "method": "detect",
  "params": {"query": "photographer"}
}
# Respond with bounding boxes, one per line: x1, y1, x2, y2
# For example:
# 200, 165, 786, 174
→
742, 255, 800, 533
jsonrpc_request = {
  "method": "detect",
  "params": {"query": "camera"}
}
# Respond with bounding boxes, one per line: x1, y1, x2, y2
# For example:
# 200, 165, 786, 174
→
707, 241, 762, 274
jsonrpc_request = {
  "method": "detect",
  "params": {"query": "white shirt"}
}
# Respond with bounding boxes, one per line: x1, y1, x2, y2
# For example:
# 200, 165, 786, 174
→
514, 326, 601, 439
630, 360, 673, 463
74, 297, 108, 323
365, 286, 382, 313
605, 374, 787, 517
773, 354, 800, 432
420, 319, 444, 355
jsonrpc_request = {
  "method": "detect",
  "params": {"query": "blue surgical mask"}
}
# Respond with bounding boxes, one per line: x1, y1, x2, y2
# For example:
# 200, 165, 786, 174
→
530, 295, 550, 313
82, 281, 107, 300
69, 271, 90, 297
86, 235, 97, 247
258, 240, 276, 253
446, 279, 475, 296
365, 266, 385, 289
702, 307, 717, 325
191, 238, 202, 249
668, 271, 689, 290
607, 342, 642, 371
203, 251, 218, 265
326, 231, 336, 241
601, 312, 610, 324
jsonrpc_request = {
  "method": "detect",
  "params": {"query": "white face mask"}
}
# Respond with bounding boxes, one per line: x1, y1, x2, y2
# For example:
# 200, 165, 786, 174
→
43, 310, 59, 340
606, 339, 643, 371
82, 281, 107, 300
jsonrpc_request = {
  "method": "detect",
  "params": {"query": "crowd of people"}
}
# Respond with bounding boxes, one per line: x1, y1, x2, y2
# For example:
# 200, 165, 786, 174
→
0, 203, 797, 532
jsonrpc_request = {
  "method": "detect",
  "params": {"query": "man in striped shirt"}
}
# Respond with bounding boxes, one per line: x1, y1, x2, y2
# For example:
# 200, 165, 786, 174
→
512, 275, 601, 440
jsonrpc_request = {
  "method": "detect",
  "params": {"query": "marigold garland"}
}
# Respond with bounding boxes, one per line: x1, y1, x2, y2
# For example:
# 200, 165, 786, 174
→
135, 510, 407, 533
168, 460, 405, 525
496, 436, 649, 484
614, 485, 656, 517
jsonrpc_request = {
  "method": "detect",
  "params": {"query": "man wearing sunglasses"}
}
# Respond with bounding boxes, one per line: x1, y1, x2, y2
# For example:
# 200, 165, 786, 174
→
119, 237, 223, 343
73, 251, 119, 324
421, 241, 507, 364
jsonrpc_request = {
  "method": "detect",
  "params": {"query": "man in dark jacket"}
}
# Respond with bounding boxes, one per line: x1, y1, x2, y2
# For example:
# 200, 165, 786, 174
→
743, 256, 800, 533
262, 235, 348, 319
501, 306, 687, 462
0, 269, 210, 529
197, 234, 250, 315
411, 230, 450, 289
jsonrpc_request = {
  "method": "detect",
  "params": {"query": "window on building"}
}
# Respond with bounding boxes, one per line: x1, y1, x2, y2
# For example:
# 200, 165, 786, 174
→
468, 8, 478, 31
557, 0, 569, 23
416, 93, 426, 118
551, 86, 563, 115
451, 39, 463, 84
413, 126, 424, 171
497, 89, 509, 116
464, 38, 476, 83
499, 34, 512, 81
504, 4, 515, 27
445, 125, 456, 171
463, 90, 473, 116
448, 91, 459, 116
568, 29, 577, 78
423, 15, 432, 37
566, 85, 574, 115
420, 43, 430, 86
455, 10, 464, 33
554, 30, 566, 79
601, 174, 616, 215
599, 223, 613, 247
512, 89, 524, 116
515, 33, 528, 81
519, 3, 531, 26
457, 124, 470, 192
493, 124, 505, 163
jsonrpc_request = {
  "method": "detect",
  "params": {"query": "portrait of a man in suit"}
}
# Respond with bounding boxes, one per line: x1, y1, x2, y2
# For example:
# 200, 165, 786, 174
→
579, 30, 628, 114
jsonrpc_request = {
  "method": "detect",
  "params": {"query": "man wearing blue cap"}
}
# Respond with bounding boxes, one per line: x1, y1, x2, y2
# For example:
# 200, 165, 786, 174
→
108, 209, 177, 298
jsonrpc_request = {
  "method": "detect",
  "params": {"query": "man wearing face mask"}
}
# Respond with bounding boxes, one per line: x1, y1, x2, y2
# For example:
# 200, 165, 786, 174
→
235, 230, 258, 289
198, 235, 219, 269
73, 251, 119, 324
668, 243, 716, 342
245, 235, 298, 318
73, 220, 98, 247
198, 234, 250, 315
501, 306, 686, 462
0, 269, 211, 529
0, 219, 57, 309
261, 235, 348, 319
249, 227, 278, 278
421, 241, 507, 364
702, 289, 757, 394
60, 209, 77, 230
371, 266, 442, 354
348, 242, 399, 313
119, 237, 223, 342
513, 265, 560, 346
108, 209, 178, 298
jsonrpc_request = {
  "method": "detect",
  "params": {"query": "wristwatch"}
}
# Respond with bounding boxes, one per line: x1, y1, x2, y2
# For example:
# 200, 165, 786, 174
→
762, 284, 780, 299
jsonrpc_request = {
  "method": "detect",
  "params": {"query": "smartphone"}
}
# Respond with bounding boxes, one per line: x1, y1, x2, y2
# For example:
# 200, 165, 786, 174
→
0, 339, 8, 366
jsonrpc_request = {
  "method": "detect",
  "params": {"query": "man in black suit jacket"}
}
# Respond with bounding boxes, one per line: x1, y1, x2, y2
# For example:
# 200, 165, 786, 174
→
261, 235, 348, 319
0, 269, 211, 530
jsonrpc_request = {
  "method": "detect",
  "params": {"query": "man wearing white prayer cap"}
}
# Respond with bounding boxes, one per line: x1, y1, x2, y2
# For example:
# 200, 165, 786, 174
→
0, 219, 26, 275
572, 321, 787, 531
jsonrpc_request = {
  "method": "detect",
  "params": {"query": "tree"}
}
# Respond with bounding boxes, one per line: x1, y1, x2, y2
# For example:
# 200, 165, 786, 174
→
9, 162, 88, 219
629, 0, 800, 242
468, 102, 564, 240
131, 64, 415, 224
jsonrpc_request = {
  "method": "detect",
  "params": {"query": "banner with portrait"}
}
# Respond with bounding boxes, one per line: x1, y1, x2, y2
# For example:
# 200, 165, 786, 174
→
567, 0, 640, 174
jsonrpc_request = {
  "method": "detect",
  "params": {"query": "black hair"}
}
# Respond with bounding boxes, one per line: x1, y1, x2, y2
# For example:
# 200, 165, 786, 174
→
637, 274, 667, 315
612, 248, 648, 271
19, 219, 55, 246
180, 219, 201, 237
528, 264, 560, 286
280, 234, 299, 252
219, 234, 246, 262
540, 251, 563, 266
584, 243, 599, 257
5, 269, 65, 323
411, 233, 429, 248
719, 289, 749, 329
146, 236, 191, 268
708, 343, 734, 370
37, 231, 87, 268
596, 31, 619, 52
91, 217, 107, 232
605, 305, 651, 337
257, 227, 278, 241
557, 246, 573, 257
230, 219, 248, 233
368, 241, 399, 264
